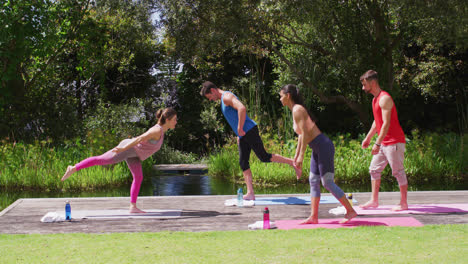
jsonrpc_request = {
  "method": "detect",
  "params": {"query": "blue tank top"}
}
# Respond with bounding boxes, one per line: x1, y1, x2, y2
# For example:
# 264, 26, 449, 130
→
221, 91, 257, 138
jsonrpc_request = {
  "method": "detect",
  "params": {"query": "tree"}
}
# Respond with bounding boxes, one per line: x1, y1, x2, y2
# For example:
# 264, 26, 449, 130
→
157, 0, 467, 131
0, 0, 93, 139
0, 0, 165, 140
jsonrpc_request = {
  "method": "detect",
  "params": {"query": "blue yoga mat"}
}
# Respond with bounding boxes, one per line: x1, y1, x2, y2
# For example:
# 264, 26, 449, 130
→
253, 196, 358, 205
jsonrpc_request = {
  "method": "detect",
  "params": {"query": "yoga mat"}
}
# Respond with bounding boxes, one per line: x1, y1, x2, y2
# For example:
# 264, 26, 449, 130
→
224, 199, 255, 207
226, 196, 358, 206
48, 209, 182, 220
276, 217, 423, 230
354, 204, 468, 215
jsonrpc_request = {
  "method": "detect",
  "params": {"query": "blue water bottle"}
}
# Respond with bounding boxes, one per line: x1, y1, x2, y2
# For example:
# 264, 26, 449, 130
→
237, 188, 243, 207
65, 200, 71, 220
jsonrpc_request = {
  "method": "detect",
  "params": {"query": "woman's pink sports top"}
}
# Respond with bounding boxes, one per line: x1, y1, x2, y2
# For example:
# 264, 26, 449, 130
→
133, 124, 164, 161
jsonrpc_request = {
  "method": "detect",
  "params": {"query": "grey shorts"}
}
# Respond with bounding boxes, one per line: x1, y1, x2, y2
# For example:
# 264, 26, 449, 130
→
369, 143, 407, 186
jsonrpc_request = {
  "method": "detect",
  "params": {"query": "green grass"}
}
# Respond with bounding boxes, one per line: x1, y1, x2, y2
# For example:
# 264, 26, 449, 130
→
208, 131, 466, 189
0, 225, 466, 263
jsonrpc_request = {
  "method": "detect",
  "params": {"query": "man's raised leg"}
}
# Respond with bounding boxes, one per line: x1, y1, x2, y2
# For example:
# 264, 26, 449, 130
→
271, 154, 302, 179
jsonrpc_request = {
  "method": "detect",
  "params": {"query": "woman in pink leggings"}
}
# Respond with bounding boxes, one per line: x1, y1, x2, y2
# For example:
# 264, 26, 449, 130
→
61, 108, 177, 213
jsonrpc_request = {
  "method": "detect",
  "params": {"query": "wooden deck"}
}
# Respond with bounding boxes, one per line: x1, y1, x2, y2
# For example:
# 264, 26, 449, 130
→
0, 191, 467, 234
153, 164, 208, 174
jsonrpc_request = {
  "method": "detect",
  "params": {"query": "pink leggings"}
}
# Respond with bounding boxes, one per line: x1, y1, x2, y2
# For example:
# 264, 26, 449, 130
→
75, 147, 143, 203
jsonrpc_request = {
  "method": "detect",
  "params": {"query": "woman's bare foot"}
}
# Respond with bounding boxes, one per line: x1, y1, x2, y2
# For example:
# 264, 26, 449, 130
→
61, 166, 76, 181
129, 206, 146, 213
339, 210, 357, 224
243, 194, 255, 201
391, 204, 408, 211
300, 216, 318, 224
359, 200, 379, 209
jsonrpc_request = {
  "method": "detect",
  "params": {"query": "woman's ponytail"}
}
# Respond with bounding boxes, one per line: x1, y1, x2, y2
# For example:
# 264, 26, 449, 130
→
156, 108, 177, 125
280, 84, 317, 122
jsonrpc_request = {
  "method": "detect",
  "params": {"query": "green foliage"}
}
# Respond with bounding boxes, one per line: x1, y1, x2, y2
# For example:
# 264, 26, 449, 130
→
0, 139, 129, 191
208, 132, 466, 190
404, 130, 466, 187
0, 0, 163, 141
163, 64, 222, 154
0, 138, 198, 191
159, 0, 467, 137
152, 144, 199, 165
199, 101, 226, 152
83, 99, 150, 152
1, 0, 466, 161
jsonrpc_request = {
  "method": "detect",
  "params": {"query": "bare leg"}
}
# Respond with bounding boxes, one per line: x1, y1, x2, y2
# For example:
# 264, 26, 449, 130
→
301, 197, 320, 224
271, 154, 302, 179
392, 184, 408, 211
360, 179, 381, 209
61, 165, 77, 181
338, 195, 357, 224
242, 169, 256, 200
129, 203, 146, 213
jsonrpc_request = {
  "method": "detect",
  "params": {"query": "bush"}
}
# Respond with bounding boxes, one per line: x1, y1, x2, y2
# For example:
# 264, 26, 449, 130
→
208, 132, 466, 189
0, 138, 200, 191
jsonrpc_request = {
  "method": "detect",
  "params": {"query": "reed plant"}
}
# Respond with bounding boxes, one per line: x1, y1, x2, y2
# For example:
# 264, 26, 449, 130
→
152, 145, 199, 165
0, 131, 464, 192
0, 139, 129, 191
208, 131, 466, 189
0, 139, 198, 192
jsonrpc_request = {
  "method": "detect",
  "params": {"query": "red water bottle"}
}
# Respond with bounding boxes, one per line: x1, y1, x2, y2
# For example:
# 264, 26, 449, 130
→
263, 207, 270, 229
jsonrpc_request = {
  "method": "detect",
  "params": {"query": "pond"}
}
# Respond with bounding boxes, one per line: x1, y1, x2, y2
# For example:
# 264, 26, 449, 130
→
0, 173, 310, 211
1, 172, 465, 211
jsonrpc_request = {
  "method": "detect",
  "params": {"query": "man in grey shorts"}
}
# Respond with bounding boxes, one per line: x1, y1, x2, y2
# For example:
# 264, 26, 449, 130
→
359, 70, 408, 211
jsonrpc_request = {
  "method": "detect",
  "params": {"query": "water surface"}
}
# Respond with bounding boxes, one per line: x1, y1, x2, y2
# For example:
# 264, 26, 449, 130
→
1, 173, 465, 211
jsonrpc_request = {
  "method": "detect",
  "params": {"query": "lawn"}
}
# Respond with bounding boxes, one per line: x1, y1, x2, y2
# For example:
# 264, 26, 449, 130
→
0, 224, 466, 263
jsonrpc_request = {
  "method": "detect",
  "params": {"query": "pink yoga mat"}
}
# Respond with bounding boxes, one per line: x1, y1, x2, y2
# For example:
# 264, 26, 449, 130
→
276, 217, 423, 230
354, 203, 468, 215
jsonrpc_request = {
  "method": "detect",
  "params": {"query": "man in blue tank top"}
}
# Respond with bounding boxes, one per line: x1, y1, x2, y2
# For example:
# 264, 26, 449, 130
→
201, 81, 301, 200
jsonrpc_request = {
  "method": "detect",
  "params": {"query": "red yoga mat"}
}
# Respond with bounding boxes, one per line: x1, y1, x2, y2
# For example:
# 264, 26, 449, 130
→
275, 217, 423, 230
354, 204, 468, 215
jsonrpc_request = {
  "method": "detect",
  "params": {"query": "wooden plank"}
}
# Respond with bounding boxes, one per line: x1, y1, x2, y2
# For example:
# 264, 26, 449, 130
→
153, 164, 208, 170
0, 199, 23, 217
153, 164, 208, 173
0, 191, 467, 234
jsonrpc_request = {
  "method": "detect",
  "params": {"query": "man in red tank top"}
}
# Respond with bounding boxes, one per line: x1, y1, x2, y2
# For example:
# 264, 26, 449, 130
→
359, 70, 408, 211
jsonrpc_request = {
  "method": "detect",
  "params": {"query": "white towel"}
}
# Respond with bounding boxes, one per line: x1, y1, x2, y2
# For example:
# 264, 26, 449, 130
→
40, 209, 182, 221
224, 199, 255, 207
41, 212, 66, 222
248, 221, 276, 230
328, 206, 346, 215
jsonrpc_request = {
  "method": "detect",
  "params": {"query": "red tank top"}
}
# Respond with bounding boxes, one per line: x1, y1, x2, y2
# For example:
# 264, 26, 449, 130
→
372, 91, 405, 145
